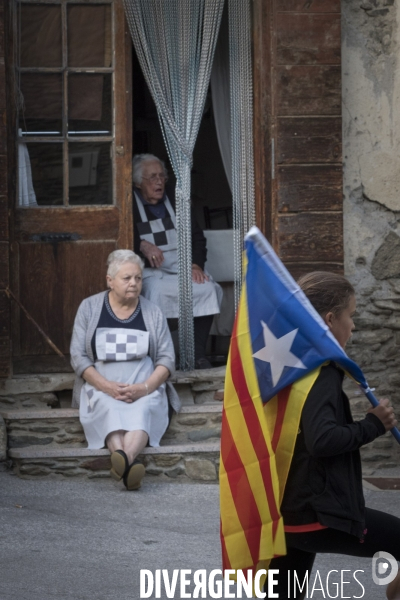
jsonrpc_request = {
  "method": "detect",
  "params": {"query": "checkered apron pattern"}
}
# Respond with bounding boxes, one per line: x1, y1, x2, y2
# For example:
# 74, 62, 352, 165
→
134, 192, 178, 251
95, 328, 149, 362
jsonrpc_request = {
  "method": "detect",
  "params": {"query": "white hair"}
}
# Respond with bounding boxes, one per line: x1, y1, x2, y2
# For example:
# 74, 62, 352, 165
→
132, 153, 167, 186
106, 250, 144, 279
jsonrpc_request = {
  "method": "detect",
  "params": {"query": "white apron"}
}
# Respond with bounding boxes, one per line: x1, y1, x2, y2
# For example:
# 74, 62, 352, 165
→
134, 192, 222, 319
79, 327, 168, 449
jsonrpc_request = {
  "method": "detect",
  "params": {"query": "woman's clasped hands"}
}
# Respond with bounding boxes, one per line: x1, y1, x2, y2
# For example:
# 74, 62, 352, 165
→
100, 380, 148, 403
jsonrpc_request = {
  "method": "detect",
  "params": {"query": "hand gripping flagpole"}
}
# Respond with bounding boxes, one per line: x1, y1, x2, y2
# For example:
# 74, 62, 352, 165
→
360, 385, 400, 444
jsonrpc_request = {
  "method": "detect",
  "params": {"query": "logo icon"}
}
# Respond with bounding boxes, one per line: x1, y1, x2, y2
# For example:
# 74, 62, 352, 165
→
372, 551, 399, 585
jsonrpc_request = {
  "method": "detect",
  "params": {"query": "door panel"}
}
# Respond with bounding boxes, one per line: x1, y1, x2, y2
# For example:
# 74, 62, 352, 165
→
18, 241, 116, 357
278, 0, 340, 12
253, 0, 343, 277
278, 165, 342, 212
277, 117, 341, 164
61, 242, 116, 350
276, 66, 341, 116
14, 207, 120, 242
12, 2, 132, 373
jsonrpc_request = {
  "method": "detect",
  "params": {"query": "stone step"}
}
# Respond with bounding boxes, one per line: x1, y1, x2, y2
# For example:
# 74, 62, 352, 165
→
0, 367, 226, 410
1, 404, 223, 450
8, 442, 220, 482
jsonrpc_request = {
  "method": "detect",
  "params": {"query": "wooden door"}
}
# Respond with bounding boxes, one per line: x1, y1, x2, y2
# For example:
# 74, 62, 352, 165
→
10, 0, 132, 374
253, 0, 343, 278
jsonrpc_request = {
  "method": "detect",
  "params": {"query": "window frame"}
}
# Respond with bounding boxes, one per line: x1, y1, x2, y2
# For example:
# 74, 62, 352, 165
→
15, 0, 116, 207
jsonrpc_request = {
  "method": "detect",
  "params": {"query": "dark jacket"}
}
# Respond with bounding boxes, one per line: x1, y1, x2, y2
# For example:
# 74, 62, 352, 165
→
281, 362, 385, 538
133, 187, 207, 269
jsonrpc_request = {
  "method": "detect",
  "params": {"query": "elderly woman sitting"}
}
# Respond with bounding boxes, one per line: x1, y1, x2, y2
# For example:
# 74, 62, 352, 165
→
70, 250, 180, 490
132, 153, 223, 369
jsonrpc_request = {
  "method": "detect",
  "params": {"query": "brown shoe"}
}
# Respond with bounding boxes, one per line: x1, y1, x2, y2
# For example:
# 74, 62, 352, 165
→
110, 450, 129, 481
123, 459, 145, 491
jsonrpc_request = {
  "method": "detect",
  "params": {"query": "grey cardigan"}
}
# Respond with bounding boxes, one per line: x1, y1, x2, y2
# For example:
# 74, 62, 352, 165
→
70, 291, 180, 412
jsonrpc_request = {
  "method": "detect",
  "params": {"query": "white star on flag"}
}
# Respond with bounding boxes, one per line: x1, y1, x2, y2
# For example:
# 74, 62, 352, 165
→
253, 321, 307, 387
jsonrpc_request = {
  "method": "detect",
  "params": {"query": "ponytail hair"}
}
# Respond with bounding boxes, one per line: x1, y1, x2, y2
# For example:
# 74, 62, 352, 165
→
297, 271, 355, 317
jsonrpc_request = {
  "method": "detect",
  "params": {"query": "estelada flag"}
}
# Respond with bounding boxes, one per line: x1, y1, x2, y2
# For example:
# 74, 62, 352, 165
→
219, 226, 375, 583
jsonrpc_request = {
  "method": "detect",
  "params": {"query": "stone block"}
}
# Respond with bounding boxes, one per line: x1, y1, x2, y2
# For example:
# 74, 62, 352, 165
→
211, 414, 222, 424
368, 307, 392, 316
7, 423, 29, 431
354, 317, 382, 330
362, 453, 391, 462
0, 392, 59, 410
185, 458, 217, 481
81, 457, 111, 471
145, 465, 164, 476
351, 329, 393, 344
192, 382, 222, 392
19, 464, 51, 476
367, 8, 390, 16
194, 391, 216, 404
9, 435, 53, 448
152, 454, 182, 467
176, 415, 208, 427
165, 465, 185, 478
383, 345, 398, 359
55, 436, 85, 445
388, 373, 400, 385
372, 439, 393, 450
29, 426, 60, 434
65, 425, 84, 434
188, 428, 220, 442
0, 374, 75, 396
374, 301, 400, 312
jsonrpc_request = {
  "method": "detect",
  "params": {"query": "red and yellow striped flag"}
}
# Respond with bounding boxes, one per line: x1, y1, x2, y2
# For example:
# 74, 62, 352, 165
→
219, 276, 321, 584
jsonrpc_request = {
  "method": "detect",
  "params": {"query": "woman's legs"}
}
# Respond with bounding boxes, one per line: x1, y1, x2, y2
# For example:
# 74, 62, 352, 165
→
106, 429, 148, 490
267, 508, 400, 600
105, 430, 125, 453
123, 429, 148, 464
106, 429, 148, 463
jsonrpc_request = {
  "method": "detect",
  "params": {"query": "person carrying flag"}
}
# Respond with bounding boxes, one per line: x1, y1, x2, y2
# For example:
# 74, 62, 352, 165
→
219, 227, 400, 600
267, 271, 400, 600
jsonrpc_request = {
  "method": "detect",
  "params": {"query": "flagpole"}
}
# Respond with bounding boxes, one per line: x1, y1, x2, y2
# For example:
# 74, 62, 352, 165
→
361, 387, 400, 444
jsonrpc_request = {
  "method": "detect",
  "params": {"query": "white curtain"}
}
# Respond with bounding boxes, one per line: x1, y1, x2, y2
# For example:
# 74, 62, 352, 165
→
18, 133, 37, 207
123, 0, 224, 370
210, 4, 231, 191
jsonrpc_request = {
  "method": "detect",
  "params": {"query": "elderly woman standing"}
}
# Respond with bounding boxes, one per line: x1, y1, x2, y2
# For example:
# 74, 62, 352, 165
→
70, 250, 180, 490
132, 153, 223, 369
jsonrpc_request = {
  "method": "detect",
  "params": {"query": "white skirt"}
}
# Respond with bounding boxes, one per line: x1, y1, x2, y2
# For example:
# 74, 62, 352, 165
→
142, 270, 223, 319
79, 356, 168, 449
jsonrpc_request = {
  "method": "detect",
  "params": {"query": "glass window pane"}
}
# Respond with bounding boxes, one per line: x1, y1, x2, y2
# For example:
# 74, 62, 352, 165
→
68, 5, 112, 68
21, 143, 63, 206
19, 74, 63, 135
20, 4, 62, 68
68, 142, 112, 205
68, 74, 112, 135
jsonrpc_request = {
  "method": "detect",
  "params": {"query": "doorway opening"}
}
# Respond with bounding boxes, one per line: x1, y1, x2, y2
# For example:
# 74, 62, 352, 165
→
131, 39, 234, 366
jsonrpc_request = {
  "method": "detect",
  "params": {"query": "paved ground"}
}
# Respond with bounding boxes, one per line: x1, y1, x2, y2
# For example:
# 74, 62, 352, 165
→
0, 470, 399, 600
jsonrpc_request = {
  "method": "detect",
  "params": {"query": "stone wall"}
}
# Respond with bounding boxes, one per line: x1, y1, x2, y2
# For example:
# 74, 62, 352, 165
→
342, 0, 400, 468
